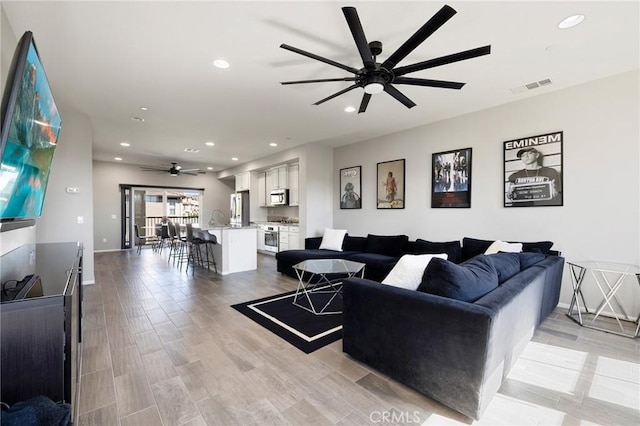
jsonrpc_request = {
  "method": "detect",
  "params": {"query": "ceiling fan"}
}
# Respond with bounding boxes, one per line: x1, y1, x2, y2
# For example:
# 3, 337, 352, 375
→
140, 162, 205, 177
280, 4, 491, 113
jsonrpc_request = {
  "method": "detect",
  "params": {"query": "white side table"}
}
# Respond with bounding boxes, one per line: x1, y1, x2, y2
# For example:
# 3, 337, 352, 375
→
567, 261, 640, 338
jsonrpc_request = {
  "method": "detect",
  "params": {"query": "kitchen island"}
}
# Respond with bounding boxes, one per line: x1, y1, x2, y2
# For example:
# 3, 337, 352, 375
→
203, 225, 257, 275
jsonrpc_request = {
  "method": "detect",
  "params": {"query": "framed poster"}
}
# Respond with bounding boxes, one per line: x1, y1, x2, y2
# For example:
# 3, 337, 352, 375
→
340, 166, 362, 209
504, 131, 563, 207
432, 148, 472, 208
377, 159, 405, 209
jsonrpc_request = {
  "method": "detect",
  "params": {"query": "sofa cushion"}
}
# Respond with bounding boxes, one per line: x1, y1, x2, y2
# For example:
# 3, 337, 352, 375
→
382, 253, 448, 291
343, 235, 367, 252
366, 234, 409, 257
414, 239, 462, 264
462, 237, 554, 261
319, 228, 347, 251
418, 255, 499, 302
276, 249, 354, 263
520, 241, 554, 254
518, 252, 546, 270
486, 252, 521, 284
484, 240, 522, 255
347, 252, 398, 268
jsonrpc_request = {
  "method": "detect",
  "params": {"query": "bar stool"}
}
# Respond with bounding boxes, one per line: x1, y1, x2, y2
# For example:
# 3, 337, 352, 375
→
167, 221, 186, 265
200, 231, 219, 274
185, 224, 206, 274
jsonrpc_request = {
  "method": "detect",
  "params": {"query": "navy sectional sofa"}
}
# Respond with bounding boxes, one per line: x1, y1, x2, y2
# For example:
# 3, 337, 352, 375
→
276, 234, 562, 419
342, 252, 564, 420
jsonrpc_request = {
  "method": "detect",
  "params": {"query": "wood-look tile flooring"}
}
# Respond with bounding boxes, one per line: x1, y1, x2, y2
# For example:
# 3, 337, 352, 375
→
78, 250, 640, 425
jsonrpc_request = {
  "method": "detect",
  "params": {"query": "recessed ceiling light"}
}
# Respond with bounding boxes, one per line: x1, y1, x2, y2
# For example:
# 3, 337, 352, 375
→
207, 166, 213, 170
114, 157, 122, 161
558, 14, 585, 29
344, 106, 356, 113
120, 142, 130, 147
231, 157, 238, 161
205, 141, 215, 146
140, 106, 148, 111
213, 59, 230, 69
184, 148, 200, 153
269, 142, 278, 147
130, 116, 145, 122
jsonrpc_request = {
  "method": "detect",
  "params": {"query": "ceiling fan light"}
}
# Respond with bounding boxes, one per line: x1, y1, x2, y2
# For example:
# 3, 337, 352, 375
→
364, 82, 384, 95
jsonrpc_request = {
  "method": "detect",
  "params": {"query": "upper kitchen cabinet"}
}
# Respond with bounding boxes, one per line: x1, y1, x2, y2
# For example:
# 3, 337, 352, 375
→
235, 172, 250, 192
288, 163, 299, 206
273, 165, 288, 190
257, 172, 267, 206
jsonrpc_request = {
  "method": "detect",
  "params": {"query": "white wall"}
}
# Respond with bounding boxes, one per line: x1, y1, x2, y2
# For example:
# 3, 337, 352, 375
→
36, 105, 95, 284
333, 71, 640, 311
92, 160, 235, 251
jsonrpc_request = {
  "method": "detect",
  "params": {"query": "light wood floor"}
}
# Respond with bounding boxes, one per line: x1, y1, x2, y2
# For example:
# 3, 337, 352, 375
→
78, 249, 640, 425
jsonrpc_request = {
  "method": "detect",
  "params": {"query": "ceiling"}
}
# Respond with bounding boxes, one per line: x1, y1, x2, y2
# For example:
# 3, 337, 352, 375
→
3, 1, 638, 173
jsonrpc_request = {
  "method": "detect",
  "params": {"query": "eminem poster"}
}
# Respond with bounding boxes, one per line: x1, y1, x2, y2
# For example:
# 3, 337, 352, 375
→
504, 131, 563, 207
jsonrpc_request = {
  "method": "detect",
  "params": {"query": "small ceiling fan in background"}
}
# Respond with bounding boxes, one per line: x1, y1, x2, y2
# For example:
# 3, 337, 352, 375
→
280, 4, 491, 113
140, 162, 205, 177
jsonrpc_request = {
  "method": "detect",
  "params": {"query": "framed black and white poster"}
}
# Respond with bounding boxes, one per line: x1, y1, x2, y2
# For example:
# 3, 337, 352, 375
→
377, 159, 405, 209
432, 148, 472, 208
340, 166, 362, 209
504, 131, 563, 207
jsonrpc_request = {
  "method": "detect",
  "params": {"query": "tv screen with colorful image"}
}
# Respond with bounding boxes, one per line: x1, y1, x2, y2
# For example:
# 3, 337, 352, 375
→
0, 31, 61, 220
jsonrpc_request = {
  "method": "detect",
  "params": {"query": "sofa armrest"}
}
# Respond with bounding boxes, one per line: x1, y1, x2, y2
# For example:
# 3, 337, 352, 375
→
342, 277, 495, 419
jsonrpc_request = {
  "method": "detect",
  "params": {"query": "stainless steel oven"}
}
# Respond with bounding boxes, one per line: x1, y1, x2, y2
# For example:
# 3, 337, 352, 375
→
264, 226, 279, 253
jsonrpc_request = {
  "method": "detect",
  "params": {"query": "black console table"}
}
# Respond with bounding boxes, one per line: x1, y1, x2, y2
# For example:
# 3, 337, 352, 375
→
0, 242, 83, 423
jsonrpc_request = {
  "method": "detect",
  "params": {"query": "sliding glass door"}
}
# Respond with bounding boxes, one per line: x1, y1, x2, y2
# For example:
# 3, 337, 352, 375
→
120, 185, 203, 250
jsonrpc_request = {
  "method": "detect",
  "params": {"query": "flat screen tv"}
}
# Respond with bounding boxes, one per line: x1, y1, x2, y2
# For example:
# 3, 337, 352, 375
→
0, 31, 61, 221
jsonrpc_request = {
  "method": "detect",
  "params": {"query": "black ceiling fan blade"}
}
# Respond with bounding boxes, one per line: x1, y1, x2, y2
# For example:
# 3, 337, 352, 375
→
384, 84, 417, 109
182, 172, 199, 176
394, 45, 491, 77
280, 44, 360, 74
358, 93, 372, 113
140, 167, 167, 171
313, 84, 360, 105
381, 5, 457, 71
180, 168, 201, 172
342, 7, 375, 70
393, 77, 465, 89
281, 77, 358, 85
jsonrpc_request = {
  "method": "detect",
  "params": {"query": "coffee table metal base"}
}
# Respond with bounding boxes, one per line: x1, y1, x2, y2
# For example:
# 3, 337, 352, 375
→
292, 259, 365, 315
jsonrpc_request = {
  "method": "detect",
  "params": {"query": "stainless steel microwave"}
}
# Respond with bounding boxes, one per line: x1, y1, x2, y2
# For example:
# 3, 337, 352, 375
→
270, 189, 289, 206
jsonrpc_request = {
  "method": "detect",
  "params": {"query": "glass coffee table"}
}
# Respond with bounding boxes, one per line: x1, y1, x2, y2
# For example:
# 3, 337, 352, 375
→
292, 259, 365, 315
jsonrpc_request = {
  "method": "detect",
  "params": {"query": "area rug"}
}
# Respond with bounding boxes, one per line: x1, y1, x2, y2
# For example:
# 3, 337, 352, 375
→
231, 287, 342, 353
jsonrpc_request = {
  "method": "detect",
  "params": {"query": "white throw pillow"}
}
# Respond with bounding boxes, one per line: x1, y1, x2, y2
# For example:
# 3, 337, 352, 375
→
484, 240, 523, 255
382, 253, 448, 290
319, 228, 347, 251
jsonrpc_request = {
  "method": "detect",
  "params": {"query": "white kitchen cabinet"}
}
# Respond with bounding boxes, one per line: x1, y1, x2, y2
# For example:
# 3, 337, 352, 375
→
279, 226, 289, 252
276, 165, 288, 189
257, 224, 266, 251
235, 172, 250, 192
288, 225, 300, 250
267, 165, 288, 192
266, 169, 275, 202
257, 172, 267, 207
288, 163, 299, 206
